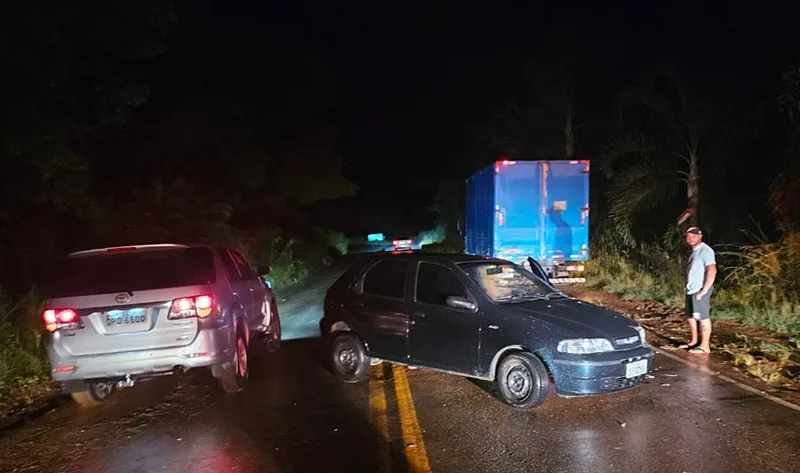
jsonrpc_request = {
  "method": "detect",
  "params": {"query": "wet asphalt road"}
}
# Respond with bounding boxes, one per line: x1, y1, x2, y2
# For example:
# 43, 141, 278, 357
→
2, 268, 800, 473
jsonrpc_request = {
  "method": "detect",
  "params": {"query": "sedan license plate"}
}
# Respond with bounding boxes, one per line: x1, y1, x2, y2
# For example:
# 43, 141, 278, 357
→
624, 359, 648, 378
105, 309, 149, 328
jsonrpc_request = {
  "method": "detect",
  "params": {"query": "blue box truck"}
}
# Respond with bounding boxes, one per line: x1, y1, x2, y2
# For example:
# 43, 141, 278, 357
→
465, 159, 590, 283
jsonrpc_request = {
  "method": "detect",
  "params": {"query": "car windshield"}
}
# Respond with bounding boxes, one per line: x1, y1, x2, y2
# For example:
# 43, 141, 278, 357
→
459, 262, 562, 303
45, 247, 217, 298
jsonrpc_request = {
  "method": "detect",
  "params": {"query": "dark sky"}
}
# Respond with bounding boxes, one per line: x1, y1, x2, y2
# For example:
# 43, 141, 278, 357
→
141, 1, 800, 236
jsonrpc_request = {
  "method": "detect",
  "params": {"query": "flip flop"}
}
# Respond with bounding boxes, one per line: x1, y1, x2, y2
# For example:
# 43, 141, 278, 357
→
678, 343, 699, 350
688, 347, 711, 354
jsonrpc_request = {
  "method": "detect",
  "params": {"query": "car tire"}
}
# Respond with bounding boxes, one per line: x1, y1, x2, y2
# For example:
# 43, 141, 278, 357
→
217, 330, 249, 394
496, 352, 550, 409
330, 333, 370, 383
265, 304, 281, 354
70, 382, 114, 407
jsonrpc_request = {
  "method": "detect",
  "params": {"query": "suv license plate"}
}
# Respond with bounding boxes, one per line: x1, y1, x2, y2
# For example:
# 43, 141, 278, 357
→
624, 359, 648, 378
105, 309, 149, 327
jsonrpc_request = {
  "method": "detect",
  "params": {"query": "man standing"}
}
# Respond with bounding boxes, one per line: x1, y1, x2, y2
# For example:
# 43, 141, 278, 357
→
679, 227, 717, 354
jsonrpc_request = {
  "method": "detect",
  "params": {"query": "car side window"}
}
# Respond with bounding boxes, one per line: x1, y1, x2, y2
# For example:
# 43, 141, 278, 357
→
416, 262, 469, 307
230, 251, 257, 280
218, 249, 242, 281
362, 261, 408, 300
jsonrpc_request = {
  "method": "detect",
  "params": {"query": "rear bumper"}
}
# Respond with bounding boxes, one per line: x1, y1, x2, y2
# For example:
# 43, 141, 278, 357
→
46, 326, 235, 382
549, 277, 586, 284
551, 347, 654, 396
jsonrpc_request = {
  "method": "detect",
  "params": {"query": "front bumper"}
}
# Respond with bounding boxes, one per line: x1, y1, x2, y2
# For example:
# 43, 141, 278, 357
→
46, 325, 235, 383
551, 346, 654, 396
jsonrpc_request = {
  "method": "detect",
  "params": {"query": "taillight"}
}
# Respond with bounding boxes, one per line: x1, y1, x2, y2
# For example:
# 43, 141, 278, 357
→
43, 309, 79, 332
168, 295, 215, 320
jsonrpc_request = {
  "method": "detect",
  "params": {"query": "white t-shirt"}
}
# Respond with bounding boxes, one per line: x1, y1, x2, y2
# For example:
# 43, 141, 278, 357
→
686, 242, 716, 294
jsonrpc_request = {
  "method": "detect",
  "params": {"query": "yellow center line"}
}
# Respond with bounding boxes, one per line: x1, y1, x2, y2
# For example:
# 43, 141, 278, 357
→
369, 363, 391, 473
392, 364, 433, 473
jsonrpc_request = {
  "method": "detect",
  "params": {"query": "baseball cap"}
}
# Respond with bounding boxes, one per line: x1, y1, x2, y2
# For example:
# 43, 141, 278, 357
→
685, 227, 702, 235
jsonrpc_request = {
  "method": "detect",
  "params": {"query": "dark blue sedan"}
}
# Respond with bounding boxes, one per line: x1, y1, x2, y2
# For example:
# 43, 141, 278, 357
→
320, 253, 653, 409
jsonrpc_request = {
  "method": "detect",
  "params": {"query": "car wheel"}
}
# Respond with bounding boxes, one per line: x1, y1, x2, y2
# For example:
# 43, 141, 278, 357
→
265, 304, 281, 354
70, 382, 114, 407
496, 352, 550, 409
330, 333, 370, 383
218, 330, 249, 393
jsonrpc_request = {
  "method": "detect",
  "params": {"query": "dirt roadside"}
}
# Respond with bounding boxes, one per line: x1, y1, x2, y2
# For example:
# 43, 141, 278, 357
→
563, 285, 800, 405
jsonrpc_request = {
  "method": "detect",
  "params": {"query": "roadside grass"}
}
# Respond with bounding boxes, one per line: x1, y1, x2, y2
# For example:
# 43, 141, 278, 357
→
586, 234, 800, 336
587, 233, 800, 386
0, 290, 54, 412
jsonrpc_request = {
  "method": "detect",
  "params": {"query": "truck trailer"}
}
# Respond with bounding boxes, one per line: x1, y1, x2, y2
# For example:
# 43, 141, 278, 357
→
465, 159, 590, 283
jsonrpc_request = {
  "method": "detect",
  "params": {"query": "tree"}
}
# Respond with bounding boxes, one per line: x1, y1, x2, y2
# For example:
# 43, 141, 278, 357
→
771, 64, 800, 233
0, 1, 176, 292
600, 67, 731, 244
482, 26, 591, 161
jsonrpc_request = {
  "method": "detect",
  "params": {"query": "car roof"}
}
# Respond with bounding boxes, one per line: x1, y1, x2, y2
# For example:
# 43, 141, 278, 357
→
68, 243, 215, 259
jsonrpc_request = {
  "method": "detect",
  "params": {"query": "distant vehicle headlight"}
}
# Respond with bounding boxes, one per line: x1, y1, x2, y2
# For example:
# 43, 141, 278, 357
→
556, 338, 614, 354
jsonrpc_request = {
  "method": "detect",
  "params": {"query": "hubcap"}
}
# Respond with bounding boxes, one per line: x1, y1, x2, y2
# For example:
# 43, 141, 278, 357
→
237, 338, 248, 377
507, 365, 532, 399
336, 343, 357, 373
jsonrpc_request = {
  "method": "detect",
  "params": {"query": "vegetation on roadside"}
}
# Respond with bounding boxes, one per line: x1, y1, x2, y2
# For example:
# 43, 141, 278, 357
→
721, 334, 800, 385
587, 234, 800, 336
584, 63, 800, 337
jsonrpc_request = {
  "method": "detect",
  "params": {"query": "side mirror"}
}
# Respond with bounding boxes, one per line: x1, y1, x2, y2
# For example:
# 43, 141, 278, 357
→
446, 296, 477, 312
257, 264, 271, 275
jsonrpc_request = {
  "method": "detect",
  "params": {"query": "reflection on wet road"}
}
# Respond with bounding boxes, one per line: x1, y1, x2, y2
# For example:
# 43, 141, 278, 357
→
1, 268, 799, 473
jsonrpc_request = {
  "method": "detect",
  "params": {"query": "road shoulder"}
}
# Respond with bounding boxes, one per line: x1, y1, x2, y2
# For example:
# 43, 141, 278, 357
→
563, 285, 800, 407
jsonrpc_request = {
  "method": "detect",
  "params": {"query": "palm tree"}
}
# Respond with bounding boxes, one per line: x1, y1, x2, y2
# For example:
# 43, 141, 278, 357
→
601, 68, 726, 245
772, 63, 800, 233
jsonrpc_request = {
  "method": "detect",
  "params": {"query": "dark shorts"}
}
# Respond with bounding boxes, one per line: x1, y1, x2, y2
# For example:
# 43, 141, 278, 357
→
685, 288, 713, 321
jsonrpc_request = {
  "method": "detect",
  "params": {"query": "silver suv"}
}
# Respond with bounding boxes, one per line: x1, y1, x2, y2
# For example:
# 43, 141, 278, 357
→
42, 244, 281, 406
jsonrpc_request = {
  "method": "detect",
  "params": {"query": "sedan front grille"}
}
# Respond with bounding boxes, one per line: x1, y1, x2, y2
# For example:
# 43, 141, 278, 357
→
600, 374, 647, 391
614, 335, 640, 348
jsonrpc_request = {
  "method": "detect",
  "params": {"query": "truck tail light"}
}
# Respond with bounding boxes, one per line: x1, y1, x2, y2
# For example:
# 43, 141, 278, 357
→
43, 309, 79, 332
168, 295, 215, 320
565, 265, 585, 272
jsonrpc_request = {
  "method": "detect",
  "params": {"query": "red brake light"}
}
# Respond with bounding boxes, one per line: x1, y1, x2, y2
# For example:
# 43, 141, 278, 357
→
195, 295, 213, 317
169, 295, 214, 319
58, 309, 77, 323
43, 309, 78, 332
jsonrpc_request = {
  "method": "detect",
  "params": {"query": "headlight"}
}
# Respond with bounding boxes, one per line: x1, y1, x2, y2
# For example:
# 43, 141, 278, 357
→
557, 338, 614, 354
635, 326, 648, 346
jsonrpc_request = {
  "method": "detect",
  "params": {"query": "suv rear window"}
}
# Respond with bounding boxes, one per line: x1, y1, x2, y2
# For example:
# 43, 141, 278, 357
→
46, 247, 217, 298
